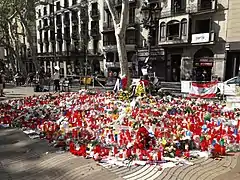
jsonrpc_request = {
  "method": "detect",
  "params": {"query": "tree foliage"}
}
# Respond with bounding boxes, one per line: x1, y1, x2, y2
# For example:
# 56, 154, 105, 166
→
0, 0, 39, 74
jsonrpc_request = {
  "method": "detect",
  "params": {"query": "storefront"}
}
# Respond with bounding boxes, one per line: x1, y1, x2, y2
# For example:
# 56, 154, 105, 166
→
193, 48, 214, 81
137, 48, 165, 79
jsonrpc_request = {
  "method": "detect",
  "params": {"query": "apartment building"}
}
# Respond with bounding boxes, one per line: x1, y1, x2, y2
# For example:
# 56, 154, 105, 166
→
225, 0, 240, 80
154, 0, 228, 82
35, 0, 102, 77
100, 0, 138, 77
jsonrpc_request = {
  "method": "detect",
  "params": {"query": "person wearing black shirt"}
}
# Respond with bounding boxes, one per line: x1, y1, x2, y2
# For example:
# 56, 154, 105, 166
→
0, 73, 4, 97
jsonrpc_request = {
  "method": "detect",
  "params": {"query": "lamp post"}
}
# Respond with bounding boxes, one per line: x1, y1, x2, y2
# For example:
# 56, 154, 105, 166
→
141, 1, 161, 67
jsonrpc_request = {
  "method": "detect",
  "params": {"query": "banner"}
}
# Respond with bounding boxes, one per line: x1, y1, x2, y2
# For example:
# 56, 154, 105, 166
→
189, 81, 218, 98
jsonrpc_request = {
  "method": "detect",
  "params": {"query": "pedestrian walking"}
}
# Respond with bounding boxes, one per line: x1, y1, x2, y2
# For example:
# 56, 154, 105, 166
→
53, 68, 60, 92
0, 72, 4, 97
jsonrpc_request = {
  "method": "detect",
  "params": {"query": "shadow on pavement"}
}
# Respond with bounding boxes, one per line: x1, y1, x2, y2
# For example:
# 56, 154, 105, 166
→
0, 129, 68, 180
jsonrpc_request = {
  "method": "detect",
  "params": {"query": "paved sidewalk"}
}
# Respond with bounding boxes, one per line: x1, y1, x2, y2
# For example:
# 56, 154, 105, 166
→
0, 129, 121, 180
0, 86, 46, 101
0, 129, 239, 180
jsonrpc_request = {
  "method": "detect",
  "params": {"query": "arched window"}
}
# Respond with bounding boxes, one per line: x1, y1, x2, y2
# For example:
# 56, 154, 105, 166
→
160, 22, 166, 41
167, 20, 180, 40
181, 19, 187, 37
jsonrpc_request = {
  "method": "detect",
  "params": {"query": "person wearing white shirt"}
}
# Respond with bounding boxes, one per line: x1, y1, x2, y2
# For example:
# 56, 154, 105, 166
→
53, 69, 60, 92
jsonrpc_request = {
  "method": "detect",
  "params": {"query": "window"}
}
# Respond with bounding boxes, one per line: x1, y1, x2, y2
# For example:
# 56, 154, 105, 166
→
50, 31, 55, 40
40, 44, 43, 53
56, 14, 62, 24
50, 4, 54, 14
72, 0, 77, 5
57, 29, 62, 39
181, 19, 187, 36
43, 7, 47, 15
93, 40, 98, 54
64, 0, 69, 7
56, 2, 60, 10
160, 22, 166, 41
43, 19, 48, 26
91, 3, 98, 16
45, 43, 49, 52
92, 2, 97, 10
167, 20, 180, 40
127, 52, 135, 62
38, 9, 41, 18
50, 17, 54, 26
39, 20, 42, 27
172, 0, 186, 14
195, 19, 210, 33
59, 42, 62, 52
126, 31, 135, 44
107, 13, 113, 27
129, 8, 135, 24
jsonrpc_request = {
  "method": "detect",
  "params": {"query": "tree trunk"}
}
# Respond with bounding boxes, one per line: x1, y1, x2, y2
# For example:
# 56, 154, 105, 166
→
105, 0, 130, 85
115, 32, 129, 79
16, 7, 39, 71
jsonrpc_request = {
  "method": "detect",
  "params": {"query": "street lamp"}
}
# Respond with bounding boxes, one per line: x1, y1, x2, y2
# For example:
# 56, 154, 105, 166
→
141, 1, 161, 67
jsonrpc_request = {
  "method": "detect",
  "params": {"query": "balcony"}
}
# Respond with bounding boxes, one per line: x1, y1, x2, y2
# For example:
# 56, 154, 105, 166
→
72, 32, 80, 40
189, 0, 217, 14
191, 31, 215, 44
103, 41, 116, 46
90, 10, 99, 19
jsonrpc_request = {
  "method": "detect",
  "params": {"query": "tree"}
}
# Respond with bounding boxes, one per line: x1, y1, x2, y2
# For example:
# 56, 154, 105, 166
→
104, 0, 130, 82
0, 0, 39, 75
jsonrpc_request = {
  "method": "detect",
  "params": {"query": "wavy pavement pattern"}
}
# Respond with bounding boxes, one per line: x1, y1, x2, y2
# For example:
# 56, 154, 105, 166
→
0, 152, 122, 180
0, 129, 238, 180
100, 155, 238, 180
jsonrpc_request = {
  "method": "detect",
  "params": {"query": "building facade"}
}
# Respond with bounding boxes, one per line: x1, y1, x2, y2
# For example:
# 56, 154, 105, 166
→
155, 0, 227, 82
225, 0, 240, 80
35, 0, 102, 77
99, 0, 138, 77
99, 0, 229, 81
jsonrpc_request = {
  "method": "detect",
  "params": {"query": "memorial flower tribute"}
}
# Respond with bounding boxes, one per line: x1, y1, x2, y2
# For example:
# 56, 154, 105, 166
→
1, 91, 240, 166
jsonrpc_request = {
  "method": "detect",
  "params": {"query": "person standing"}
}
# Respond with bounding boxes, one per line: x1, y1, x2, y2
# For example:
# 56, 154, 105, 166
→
53, 69, 60, 92
0, 72, 4, 97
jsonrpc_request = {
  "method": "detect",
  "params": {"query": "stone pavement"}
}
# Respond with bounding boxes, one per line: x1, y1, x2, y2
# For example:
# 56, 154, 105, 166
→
0, 85, 104, 101
0, 129, 121, 180
0, 129, 240, 180
0, 86, 46, 102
